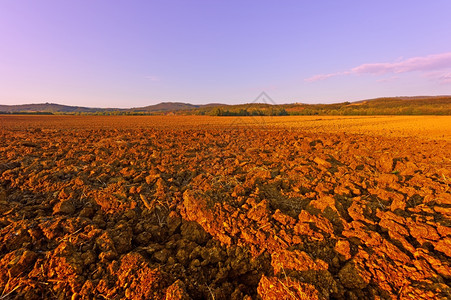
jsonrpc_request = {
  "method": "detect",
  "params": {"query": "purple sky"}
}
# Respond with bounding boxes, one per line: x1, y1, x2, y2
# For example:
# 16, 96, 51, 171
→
1, 1, 451, 107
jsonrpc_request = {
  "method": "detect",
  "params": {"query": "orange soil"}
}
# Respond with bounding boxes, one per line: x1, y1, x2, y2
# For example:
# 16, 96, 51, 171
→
1, 115, 450, 140
0, 115, 450, 299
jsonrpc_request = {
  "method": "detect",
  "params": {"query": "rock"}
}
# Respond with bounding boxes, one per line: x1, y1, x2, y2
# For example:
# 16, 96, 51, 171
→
200, 246, 223, 265
53, 199, 76, 215
167, 213, 182, 234
397, 161, 417, 176
176, 249, 190, 266
309, 194, 337, 212
338, 261, 371, 289
153, 249, 171, 263
92, 213, 106, 228
435, 193, 451, 205
434, 238, 451, 257
271, 250, 328, 274
272, 209, 296, 226
408, 221, 440, 245
390, 193, 406, 211
298, 210, 334, 235
180, 221, 209, 245
347, 200, 374, 224
247, 199, 270, 222
415, 248, 451, 277
123, 209, 136, 220
136, 231, 152, 245
79, 206, 96, 218
314, 157, 331, 168
334, 240, 351, 260
246, 168, 271, 186
111, 224, 133, 254
436, 224, 451, 237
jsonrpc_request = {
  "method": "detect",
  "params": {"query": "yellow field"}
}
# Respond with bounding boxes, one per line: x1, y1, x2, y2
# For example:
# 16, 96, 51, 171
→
1, 115, 450, 140
264, 115, 451, 140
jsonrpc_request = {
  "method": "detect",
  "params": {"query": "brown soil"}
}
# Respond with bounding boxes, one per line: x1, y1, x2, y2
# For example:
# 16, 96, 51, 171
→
0, 116, 450, 299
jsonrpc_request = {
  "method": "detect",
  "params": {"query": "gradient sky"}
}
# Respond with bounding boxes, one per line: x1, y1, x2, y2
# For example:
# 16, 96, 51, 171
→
1, 1, 451, 107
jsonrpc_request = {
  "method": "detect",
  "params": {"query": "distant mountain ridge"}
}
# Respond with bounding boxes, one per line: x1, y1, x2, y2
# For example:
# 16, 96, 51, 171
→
0, 103, 111, 113
0, 101, 224, 113
1, 96, 451, 115
130, 102, 224, 112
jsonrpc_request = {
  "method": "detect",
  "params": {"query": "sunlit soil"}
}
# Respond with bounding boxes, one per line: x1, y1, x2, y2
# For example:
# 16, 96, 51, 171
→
0, 115, 450, 299
2, 115, 450, 140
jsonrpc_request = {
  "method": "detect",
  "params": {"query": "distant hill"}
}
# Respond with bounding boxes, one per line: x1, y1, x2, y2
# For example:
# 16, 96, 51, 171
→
0, 103, 120, 113
1, 96, 451, 115
131, 102, 198, 112
129, 102, 223, 113
0, 101, 224, 114
190, 96, 451, 116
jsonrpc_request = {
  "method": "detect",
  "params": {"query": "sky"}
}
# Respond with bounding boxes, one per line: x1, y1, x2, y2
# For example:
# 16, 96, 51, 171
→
1, 0, 451, 107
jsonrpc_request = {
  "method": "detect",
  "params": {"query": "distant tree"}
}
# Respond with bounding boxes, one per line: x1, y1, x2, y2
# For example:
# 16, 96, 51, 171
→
277, 108, 288, 116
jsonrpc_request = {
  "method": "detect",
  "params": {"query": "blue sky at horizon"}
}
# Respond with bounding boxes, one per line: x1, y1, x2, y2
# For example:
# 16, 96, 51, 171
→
1, 1, 451, 108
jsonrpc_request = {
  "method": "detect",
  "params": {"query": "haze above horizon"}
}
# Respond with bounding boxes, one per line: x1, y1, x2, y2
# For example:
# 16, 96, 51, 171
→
1, 1, 451, 108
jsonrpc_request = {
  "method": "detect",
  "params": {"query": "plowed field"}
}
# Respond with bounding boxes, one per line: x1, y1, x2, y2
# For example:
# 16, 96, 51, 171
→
0, 115, 450, 299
